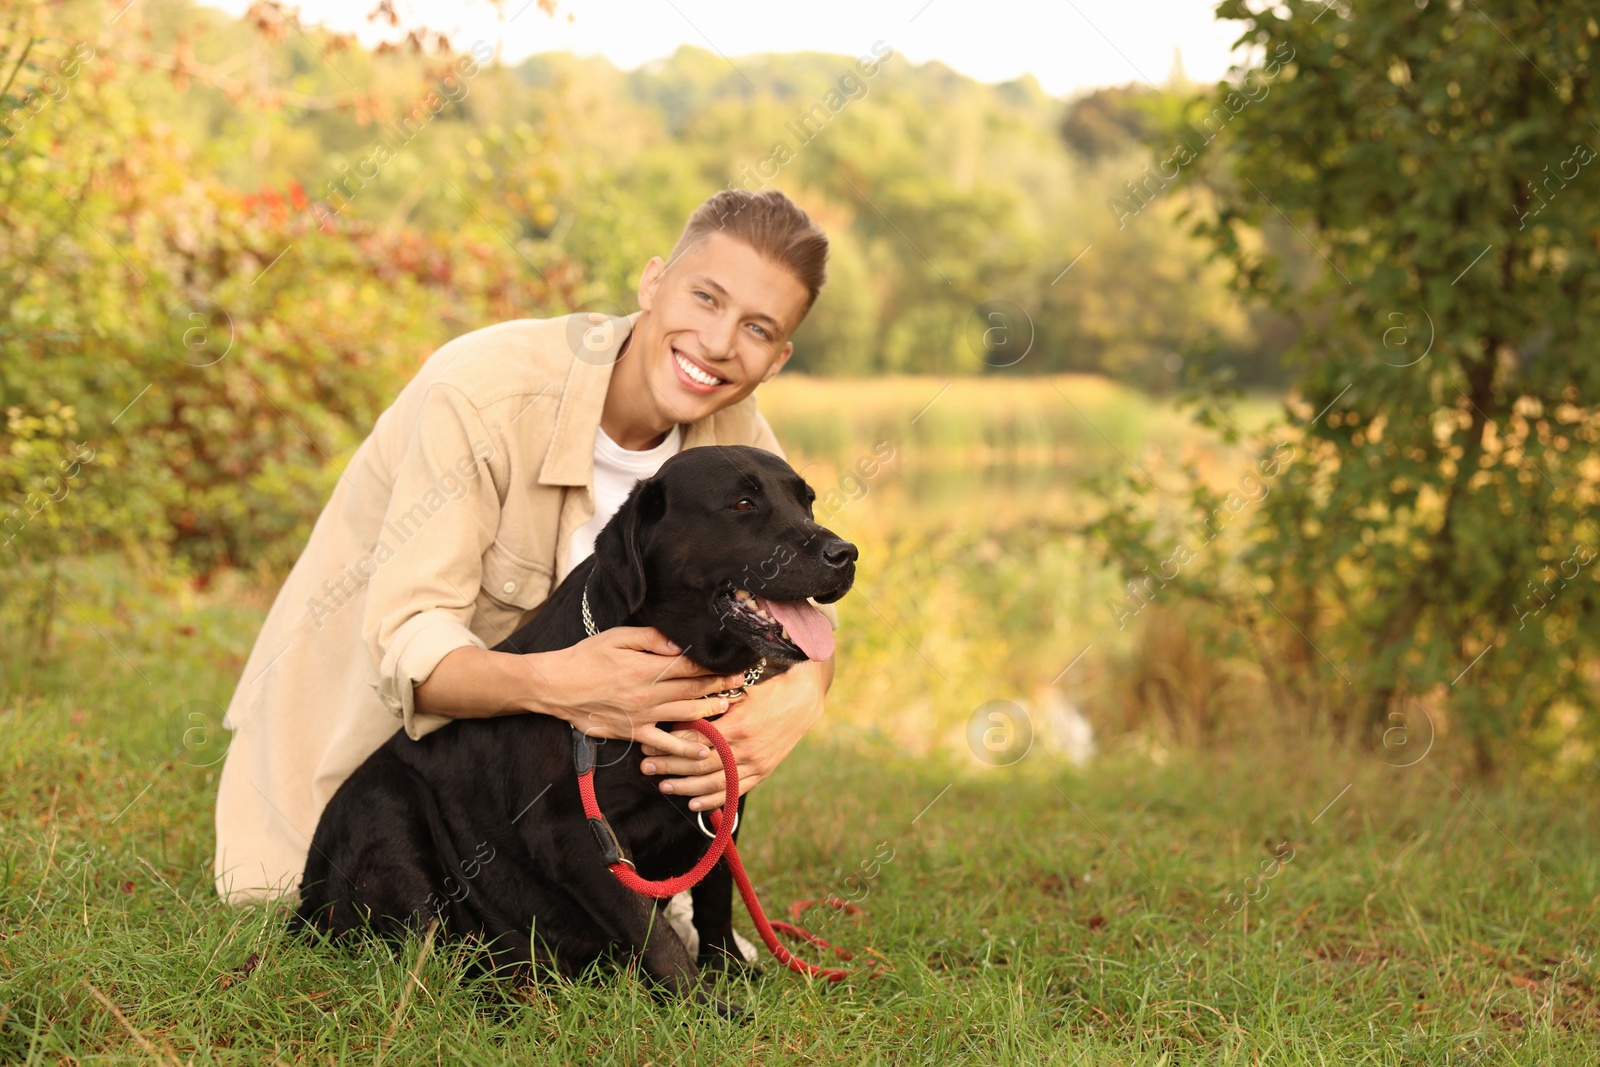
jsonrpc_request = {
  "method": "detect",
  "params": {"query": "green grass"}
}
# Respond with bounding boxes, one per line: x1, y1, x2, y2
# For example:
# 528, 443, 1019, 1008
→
4, 587, 1600, 1065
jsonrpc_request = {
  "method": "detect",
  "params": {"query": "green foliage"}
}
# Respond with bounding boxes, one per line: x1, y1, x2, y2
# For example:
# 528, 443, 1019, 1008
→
1094, 0, 1600, 764
0, 0, 575, 592
1059, 85, 1162, 161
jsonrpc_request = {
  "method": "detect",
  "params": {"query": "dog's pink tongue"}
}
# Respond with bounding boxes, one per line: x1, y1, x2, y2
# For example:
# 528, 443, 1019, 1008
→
758, 597, 835, 660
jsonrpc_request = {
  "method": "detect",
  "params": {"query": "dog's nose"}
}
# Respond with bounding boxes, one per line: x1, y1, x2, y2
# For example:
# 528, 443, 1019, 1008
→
822, 538, 858, 568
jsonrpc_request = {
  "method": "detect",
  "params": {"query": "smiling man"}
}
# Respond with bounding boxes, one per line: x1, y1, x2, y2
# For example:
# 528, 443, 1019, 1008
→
214, 191, 838, 963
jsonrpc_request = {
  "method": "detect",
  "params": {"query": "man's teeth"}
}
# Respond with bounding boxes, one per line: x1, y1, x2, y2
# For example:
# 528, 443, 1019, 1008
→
675, 351, 725, 386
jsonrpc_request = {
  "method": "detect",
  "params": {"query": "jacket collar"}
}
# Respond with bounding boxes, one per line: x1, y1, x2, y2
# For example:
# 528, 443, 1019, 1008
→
537, 311, 727, 487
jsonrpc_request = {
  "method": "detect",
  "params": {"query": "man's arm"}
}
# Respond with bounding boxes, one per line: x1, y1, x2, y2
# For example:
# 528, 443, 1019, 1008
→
412, 645, 551, 720
417, 643, 835, 715
413, 635, 753, 761
360, 384, 747, 756
361, 383, 503, 741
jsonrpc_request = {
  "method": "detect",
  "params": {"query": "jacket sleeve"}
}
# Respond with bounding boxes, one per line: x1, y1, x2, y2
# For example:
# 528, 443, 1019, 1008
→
748, 405, 841, 636
362, 383, 503, 741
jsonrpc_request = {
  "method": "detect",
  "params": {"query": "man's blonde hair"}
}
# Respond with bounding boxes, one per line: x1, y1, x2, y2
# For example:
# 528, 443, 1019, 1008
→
669, 189, 830, 315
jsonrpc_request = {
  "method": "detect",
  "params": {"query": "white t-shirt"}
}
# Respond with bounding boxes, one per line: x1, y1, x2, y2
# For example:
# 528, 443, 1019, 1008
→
557, 423, 683, 584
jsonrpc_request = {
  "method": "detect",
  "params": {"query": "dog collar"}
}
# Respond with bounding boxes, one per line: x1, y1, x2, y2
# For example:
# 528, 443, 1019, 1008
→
580, 576, 767, 693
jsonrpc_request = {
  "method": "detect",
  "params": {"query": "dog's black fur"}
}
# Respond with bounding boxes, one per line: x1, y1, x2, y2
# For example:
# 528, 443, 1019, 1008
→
290, 445, 856, 1011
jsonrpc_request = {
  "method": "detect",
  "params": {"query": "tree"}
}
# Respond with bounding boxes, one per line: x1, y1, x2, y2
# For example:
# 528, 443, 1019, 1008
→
1095, 0, 1600, 769
1059, 85, 1161, 161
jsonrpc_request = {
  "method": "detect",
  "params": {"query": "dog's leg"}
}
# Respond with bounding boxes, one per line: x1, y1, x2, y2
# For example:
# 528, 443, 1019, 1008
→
690, 858, 751, 974
569, 867, 744, 1019
292, 758, 477, 951
462, 925, 562, 989
691, 796, 759, 975
578, 877, 695, 990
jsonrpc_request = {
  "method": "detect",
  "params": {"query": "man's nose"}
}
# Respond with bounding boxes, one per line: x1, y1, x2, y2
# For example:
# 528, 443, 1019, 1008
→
701, 313, 740, 360
822, 538, 858, 568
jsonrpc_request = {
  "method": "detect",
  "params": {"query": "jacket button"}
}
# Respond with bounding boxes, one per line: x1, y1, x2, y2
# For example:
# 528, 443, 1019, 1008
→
502, 581, 516, 594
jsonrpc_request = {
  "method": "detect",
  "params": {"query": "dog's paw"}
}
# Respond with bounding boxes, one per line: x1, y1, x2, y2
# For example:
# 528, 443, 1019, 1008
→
688, 983, 750, 1024
697, 945, 763, 979
709, 996, 750, 1024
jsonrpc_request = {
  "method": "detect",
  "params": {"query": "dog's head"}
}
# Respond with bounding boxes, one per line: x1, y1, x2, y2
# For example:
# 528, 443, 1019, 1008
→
592, 445, 857, 674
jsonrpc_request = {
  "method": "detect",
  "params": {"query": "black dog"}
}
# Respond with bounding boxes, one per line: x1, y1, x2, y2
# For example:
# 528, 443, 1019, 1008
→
291, 445, 857, 1011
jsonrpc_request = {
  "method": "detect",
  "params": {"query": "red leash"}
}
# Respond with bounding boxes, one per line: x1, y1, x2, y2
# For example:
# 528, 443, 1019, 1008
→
573, 720, 882, 981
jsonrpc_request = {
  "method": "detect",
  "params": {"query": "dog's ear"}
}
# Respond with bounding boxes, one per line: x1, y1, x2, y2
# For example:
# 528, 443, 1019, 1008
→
595, 476, 665, 618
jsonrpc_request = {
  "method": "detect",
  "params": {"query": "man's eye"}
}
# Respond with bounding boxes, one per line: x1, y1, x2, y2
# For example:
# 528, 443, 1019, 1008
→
731, 498, 757, 512
695, 290, 713, 303
750, 323, 769, 339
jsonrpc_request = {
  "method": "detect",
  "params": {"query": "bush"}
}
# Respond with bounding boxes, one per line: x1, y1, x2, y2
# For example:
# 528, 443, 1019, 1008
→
1093, 0, 1600, 770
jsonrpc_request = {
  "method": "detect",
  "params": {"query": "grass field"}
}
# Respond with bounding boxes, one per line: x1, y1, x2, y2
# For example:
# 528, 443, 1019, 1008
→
3, 378, 1598, 1064
4, 618, 1599, 1064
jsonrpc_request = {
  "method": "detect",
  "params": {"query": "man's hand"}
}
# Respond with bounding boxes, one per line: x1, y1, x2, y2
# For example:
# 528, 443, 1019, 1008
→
638, 657, 832, 809
537, 626, 751, 760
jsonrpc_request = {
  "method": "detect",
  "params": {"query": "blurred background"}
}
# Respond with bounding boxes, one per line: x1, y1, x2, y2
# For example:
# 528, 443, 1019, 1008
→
3, 0, 1600, 1057
5, 0, 1593, 773
0, 0, 1296, 747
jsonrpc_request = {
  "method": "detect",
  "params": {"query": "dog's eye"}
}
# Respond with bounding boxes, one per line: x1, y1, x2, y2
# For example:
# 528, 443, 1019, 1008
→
731, 498, 757, 512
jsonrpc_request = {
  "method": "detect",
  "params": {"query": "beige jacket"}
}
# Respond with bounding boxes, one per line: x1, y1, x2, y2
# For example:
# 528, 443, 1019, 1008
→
212, 312, 837, 904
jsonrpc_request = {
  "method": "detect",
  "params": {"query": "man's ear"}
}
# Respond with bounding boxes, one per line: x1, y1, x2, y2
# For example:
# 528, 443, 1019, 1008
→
760, 341, 794, 383
637, 256, 667, 312
595, 477, 666, 617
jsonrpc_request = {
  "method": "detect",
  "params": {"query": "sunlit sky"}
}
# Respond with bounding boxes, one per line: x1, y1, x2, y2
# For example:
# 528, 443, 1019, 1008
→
197, 0, 1245, 97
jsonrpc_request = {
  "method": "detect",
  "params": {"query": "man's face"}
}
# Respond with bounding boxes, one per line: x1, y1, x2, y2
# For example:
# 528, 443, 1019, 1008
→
629, 230, 810, 426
